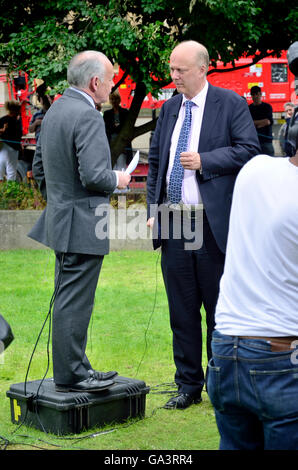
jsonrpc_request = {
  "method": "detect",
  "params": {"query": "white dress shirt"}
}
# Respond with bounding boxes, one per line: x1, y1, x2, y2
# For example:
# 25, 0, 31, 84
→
166, 82, 209, 205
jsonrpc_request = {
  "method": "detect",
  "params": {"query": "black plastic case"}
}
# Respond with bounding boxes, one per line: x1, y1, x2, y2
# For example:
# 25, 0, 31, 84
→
7, 375, 150, 435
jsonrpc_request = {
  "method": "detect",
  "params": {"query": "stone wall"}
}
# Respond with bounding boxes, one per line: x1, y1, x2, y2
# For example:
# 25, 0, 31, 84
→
0, 209, 153, 251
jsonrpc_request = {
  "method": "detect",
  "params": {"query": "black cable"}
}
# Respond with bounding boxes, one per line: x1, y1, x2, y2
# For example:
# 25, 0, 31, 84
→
134, 250, 161, 378
24, 252, 64, 395
11, 252, 65, 435
34, 253, 65, 434
6, 249, 160, 447
0, 434, 9, 450
3, 250, 174, 449
149, 382, 178, 395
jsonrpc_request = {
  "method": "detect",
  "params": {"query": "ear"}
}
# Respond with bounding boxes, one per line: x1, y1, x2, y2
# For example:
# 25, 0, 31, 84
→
200, 64, 207, 76
90, 76, 100, 93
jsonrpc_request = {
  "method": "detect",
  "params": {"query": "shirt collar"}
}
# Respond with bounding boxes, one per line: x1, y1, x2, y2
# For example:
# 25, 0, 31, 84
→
69, 87, 96, 108
182, 81, 209, 107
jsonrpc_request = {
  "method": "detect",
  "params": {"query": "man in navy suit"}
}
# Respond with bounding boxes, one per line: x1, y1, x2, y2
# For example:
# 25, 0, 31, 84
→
147, 41, 260, 409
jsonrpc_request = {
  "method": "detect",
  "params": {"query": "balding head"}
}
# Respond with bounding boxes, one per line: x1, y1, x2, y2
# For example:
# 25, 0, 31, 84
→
169, 41, 209, 99
67, 50, 111, 89
171, 41, 209, 74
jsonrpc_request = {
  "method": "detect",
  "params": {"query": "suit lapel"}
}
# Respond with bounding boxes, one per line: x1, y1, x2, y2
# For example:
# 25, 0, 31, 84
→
161, 95, 182, 172
199, 84, 221, 152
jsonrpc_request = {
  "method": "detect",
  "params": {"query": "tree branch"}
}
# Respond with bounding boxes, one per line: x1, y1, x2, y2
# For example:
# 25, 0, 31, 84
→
112, 69, 129, 92
207, 51, 270, 75
132, 117, 158, 140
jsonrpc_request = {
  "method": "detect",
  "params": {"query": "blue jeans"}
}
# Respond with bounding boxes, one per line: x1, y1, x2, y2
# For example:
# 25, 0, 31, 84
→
207, 330, 298, 450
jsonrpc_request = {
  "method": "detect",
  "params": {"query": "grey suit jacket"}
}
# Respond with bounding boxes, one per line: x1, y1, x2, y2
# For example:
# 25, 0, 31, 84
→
28, 88, 117, 255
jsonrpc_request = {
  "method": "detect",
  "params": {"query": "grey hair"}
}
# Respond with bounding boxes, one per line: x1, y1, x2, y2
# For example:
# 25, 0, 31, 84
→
67, 51, 107, 88
195, 43, 210, 71
284, 102, 295, 109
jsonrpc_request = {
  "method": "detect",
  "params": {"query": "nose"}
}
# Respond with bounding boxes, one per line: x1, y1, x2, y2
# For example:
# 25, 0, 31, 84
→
171, 70, 180, 81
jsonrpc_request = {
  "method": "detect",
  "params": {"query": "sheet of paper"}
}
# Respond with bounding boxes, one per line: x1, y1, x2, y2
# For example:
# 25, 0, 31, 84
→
125, 150, 139, 174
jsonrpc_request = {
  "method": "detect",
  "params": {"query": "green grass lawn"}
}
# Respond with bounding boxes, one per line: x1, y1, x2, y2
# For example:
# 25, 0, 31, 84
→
0, 249, 219, 451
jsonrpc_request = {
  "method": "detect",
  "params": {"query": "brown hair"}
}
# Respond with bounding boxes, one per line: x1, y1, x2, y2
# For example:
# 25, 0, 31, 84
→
5, 100, 21, 114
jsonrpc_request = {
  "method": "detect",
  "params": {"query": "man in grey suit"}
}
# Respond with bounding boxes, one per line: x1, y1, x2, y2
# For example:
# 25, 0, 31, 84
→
29, 51, 131, 392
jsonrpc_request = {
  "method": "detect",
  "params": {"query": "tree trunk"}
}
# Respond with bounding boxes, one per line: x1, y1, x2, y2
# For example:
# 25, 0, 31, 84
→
110, 81, 157, 165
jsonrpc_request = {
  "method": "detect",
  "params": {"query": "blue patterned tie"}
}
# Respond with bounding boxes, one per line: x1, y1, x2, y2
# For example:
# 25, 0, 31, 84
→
168, 100, 195, 204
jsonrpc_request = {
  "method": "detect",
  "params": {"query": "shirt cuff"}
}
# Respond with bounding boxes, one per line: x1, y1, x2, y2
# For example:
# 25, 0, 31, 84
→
114, 170, 119, 187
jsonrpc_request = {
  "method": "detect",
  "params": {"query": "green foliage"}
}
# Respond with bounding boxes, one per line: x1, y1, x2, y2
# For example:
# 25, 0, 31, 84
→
0, 180, 46, 210
0, 0, 296, 162
0, 0, 297, 95
0, 0, 176, 95
187, 0, 298, 66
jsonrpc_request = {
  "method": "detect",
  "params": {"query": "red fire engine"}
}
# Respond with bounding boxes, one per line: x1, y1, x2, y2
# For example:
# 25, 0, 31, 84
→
115, 51, 297, 113
0, 70, 35, 134
208, 51, 297, 113
0, 51, 296, 186
0, 70, 37, 180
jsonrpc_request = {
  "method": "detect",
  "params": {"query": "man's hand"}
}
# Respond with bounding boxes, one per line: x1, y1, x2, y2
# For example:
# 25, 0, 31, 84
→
146, 217, 155, 229
115, 171, 131, 189
0, 122, 8, 134
180, 151, 202, 171
29, 118, 43, 133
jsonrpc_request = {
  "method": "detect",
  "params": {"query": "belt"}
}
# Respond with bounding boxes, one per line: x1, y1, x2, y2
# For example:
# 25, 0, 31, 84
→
239, 336, 298, 352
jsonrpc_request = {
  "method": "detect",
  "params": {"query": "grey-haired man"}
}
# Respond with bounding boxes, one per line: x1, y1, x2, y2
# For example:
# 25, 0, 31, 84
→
29, 51, 130, 392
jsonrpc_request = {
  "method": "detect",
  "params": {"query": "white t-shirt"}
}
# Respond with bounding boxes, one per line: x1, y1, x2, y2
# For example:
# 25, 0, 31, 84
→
215, 155, 298, 336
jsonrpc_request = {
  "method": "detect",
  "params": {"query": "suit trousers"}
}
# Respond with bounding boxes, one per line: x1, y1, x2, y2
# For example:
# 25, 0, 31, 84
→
161, 211, 225, 397
52, 251, 104, 385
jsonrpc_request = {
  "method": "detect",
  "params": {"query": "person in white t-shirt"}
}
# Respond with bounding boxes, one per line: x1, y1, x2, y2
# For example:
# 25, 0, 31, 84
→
207, 131, 298, 450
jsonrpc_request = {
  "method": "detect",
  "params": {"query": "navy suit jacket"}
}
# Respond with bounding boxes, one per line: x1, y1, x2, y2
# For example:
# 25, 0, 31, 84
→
147, 84, 261, 252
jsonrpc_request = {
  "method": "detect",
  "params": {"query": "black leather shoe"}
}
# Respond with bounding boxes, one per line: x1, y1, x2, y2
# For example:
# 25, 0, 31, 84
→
55, 373, 114, 393
164, 393, 202, 410
89, 369, 118, 381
